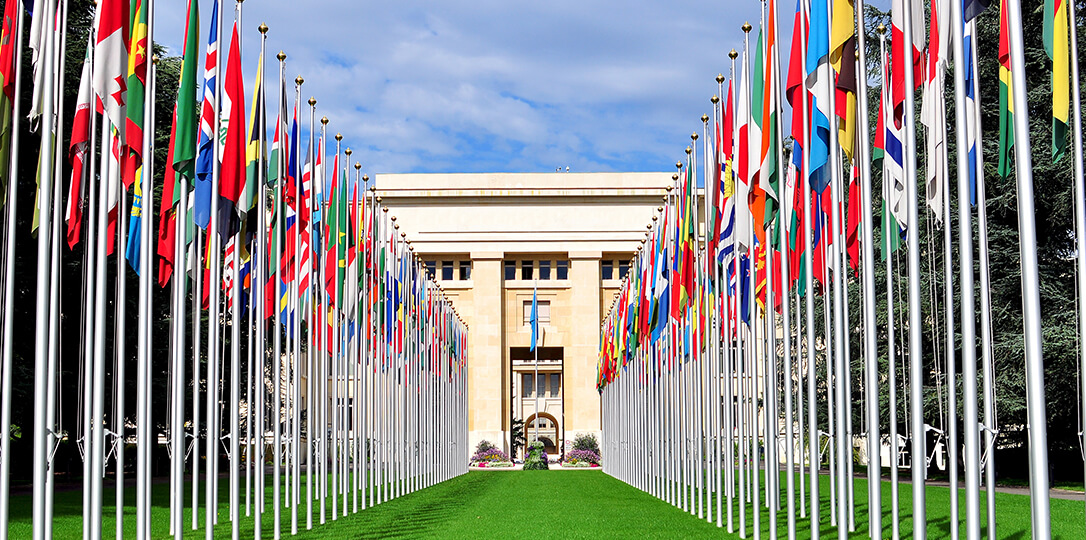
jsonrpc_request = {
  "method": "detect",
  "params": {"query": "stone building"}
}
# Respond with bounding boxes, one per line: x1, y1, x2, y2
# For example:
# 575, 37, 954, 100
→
375, 172, 669, 458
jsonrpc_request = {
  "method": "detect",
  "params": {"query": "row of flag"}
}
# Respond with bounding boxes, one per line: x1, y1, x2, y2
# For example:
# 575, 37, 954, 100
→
599, 0, 1075, 539
1, 1, 472, 539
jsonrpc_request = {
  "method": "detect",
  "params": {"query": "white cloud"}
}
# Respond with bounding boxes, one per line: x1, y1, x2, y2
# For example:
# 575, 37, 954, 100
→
152, 0, 770, 175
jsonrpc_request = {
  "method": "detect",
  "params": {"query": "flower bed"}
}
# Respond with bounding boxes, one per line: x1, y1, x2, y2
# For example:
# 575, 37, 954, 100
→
561, 449, 601, 467
475, 461, 514, 468
471, 447, 511, 464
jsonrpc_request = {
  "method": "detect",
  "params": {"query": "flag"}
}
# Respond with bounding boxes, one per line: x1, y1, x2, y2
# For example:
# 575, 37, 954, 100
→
716, 79, 736, 268
125, 167, 144, 271
846, 164, 860, 270
157, 0, 199, 286
1044, 0, 1069, 160
890, 0, 925, 124
880, 46, 905, 258
0, 0, 18, 208
805, 0, 832, 193
835, 36, 857, 163
194, 0, 219, 230
217, 22, 246, 241
123, 0, 148, 190
963, 0, 991, 21
242, 53, 264, 223
921, 0, 948, 222
27, 0, 57, 123
964, 18, 980, 206
66, 41, 93, 249
754, 0, 781, 239
530, 286, 539, 351
997, 0, 1014, 178
736, 40, 753, 249
92, 0, 129, 140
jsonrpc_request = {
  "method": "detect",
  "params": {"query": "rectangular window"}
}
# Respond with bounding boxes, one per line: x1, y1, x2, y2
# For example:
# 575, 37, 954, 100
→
618, 260, 630, 280
537, 375, 545, 397
550, 374, 561, 397
601, 260, 614, 280
441, 260, 454, 281
425, 260, 436, 279
459, 261, 472, 280
538, 260, 551, 280
556, 260, 569, 280
523, 300, 551, 325
521, 260, 533, 280
504, 261, 516, 280
523, 374, 533, 398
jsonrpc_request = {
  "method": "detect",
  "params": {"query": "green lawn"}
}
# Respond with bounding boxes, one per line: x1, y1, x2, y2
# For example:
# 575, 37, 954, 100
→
6, 470, 1085, 538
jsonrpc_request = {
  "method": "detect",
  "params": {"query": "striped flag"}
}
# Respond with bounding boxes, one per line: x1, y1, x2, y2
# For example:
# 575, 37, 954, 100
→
123, 0, 148, 190
66, 41, 93, 249
997, 0, 1015, 178
921, 0, 948, 222
194, 0, 219, 230
1044, 0, 1069, 160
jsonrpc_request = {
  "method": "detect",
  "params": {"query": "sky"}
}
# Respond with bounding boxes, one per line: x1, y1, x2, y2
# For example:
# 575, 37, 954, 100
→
151, 0, 781, 176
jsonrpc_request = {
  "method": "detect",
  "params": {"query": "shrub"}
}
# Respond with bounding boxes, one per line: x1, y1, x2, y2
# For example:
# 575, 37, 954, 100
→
471, 447, 510, 463
563, 449, 600, 466
523, 441, 549, 470
474, 440, 496, 455
572, 433, 600, 456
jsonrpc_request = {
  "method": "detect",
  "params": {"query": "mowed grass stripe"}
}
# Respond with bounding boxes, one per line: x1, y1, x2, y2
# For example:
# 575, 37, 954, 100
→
6, 470, 1085, 538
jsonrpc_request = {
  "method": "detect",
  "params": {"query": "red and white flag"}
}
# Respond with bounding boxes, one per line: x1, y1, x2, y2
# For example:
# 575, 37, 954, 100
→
92, 0, 130, 139
66, 42, 94, 249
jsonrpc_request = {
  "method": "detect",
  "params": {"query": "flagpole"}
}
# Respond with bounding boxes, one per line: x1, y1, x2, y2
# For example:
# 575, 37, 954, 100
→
78, 32, 100, 540
205, 0, 225, 534
1065, 0, 1086, 526
1004, 0, 1051, 535
30, 0, 59, 536
795, 0, 817, 534
849, 0, 880, 536
0, 3, 24, 535
968, 19, 997, 537
253, 23, 269, 540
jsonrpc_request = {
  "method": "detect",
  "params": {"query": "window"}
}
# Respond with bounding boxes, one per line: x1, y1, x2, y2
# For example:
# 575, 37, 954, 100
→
459, 261, 472, 280
601, 260, 614, 280
523, 300, 551, 325
556, 260, 569, 280
425, 260, 436, 279
549, 374, 561, 397
618, 260, 630, 280
523, 374, 533, 397
538, 260, 551, 280
521, 260, 533, 280
504, 261, 516, 280
441, 260, 454, 281
537, 375, 545, 397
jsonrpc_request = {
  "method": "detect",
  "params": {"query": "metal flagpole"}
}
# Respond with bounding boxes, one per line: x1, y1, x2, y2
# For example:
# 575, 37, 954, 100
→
30, 0, 58, 536
305, 93, 316, 531
948, 1, 982, 537
798, 0, 818, 534
900, 0, 928, 535
1066, 0, 1086, 532
291, 76, 303, 535
0, 5, 25, 535
1004, 0, 1051, 535
963, 16, 997, 540
171, 34, 191, 537
205, 0, 225, 534
253, 23, 269, 539
851, 1, 880, 536
138, 44, 158, 540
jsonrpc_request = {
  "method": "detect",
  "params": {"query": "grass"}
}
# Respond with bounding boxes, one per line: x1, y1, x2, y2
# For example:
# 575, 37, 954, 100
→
5, 470, 1085, 538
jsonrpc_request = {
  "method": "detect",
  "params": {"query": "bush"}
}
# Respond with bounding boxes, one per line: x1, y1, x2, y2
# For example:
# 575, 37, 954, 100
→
471, 447, 510, 463
563, 449, 600, 466
523, 441, 549, 470
474, 440, 496, 455
572, 433, 600, 456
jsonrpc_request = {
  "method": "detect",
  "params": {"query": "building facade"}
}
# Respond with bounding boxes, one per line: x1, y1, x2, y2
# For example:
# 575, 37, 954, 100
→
374, 172, 670, 458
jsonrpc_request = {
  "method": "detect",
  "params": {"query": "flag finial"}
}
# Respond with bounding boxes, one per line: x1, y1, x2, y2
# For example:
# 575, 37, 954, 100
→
308, 97, 316, 107
742, 22, 752, 33
277, 51, 286, 61
729, 49, 738, 59
712, 95, 719, 104
259, 23, 268, 34
716, 73, 725, 83
295, 76, 304, 85
702, 114, 709, 123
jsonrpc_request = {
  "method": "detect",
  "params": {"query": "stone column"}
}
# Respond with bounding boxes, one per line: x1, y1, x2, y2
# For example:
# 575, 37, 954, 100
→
566, 252, 602, 454
468, 252, 505, 456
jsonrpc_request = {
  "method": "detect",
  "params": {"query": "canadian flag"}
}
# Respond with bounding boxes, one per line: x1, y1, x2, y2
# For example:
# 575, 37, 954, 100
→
91, 0, 129, 139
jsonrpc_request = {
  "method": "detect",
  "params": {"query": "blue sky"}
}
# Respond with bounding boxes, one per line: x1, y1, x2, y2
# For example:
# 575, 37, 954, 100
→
151, 0, 889, 177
